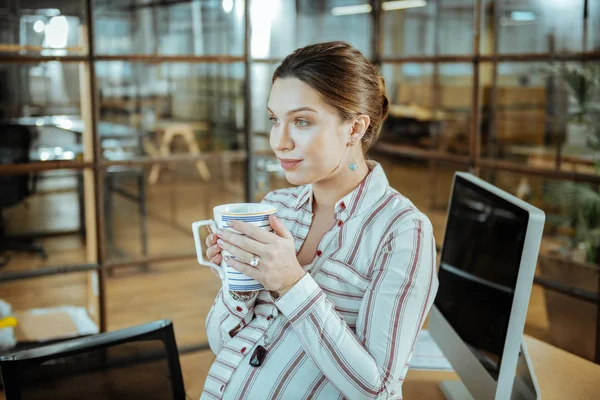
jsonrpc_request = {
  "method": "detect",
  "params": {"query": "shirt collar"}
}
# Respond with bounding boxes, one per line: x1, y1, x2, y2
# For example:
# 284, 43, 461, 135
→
293, 161, 389, 220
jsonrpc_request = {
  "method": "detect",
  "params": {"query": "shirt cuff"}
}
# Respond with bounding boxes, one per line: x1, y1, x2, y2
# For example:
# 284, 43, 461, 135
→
275, 273, 326, 325
222, 289, 258, 318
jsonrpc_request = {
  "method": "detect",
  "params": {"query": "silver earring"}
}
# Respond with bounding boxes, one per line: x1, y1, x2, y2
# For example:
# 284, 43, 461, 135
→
348, 141, 358, 171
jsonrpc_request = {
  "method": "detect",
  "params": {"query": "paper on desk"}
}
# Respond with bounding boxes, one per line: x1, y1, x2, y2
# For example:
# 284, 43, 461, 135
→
409, 329, 454, 371
14, 306, 99, 343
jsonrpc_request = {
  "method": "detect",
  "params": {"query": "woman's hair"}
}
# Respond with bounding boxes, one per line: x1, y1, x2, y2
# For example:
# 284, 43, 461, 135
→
272, 41, 389, 153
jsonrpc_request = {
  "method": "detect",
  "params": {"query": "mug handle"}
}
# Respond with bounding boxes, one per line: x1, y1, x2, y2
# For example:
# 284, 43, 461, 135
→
192, 220, 224, 280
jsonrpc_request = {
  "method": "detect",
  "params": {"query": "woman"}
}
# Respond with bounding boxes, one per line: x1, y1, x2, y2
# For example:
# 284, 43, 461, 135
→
201, 41, 438, 400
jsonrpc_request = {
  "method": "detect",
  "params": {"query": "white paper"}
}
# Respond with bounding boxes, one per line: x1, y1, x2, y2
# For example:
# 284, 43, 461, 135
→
26, 306, 99, 336
409, 329, 454, 371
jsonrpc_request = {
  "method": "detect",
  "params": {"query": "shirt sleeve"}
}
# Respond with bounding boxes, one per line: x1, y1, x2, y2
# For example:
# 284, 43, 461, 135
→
275, 216, 439, 399
205, 287, 259, 355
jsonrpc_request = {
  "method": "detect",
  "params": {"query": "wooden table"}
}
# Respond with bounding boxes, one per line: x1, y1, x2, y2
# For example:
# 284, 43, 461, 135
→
12, 115, 144, 140
143, 120, 211, 185
403, 335, 600, 400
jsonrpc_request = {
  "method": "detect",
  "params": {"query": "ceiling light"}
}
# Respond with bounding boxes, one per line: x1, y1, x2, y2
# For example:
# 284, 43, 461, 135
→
222, 0, 233, 14
382, 0, 427, 11
33, 20, 45, 33
331, 4, 372, 16
510, 11, 536, 21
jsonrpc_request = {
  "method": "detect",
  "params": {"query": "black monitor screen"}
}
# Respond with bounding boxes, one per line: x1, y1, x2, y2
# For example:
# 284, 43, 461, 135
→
13, 340, 173, 400
434, 175, 529, 380
0, 321, 184, 400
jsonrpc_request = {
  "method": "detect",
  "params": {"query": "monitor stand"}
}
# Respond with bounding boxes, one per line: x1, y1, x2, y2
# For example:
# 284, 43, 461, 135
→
439, 337, 540, 400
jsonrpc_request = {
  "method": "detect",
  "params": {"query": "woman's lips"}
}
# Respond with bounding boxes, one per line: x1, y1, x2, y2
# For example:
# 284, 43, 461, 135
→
279, 158, 303, 170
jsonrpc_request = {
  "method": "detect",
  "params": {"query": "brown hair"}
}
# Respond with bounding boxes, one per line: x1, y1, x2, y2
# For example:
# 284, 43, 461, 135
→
272, 41, 389, 153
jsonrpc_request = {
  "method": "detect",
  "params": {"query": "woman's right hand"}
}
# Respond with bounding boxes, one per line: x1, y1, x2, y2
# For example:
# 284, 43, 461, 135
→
206, 228, 223, 278
207, 227, 253, 297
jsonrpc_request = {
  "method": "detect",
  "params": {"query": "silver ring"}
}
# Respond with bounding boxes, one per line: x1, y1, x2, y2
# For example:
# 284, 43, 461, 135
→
249, 255, 260, 267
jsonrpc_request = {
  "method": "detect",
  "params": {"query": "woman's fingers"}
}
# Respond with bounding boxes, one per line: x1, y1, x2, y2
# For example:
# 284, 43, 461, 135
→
207, 244, 222, 259
209, 254, 222, 278
217, 238, 255, 265
206, 233, 218, 247
211, 254, 222, 265
216, 227, 265, 257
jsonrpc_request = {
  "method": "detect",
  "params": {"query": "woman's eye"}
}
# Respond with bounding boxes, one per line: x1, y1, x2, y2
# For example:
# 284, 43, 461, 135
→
269, 117, 279, 125
295, 119, 309, 127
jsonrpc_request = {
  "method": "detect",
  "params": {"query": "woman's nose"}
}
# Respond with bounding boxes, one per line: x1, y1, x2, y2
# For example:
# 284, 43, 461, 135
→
272, 125, 294, 152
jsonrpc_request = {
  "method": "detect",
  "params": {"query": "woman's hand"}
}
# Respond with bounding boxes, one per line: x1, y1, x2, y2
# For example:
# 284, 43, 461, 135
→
205, 227, 223, 278
216, 215, 306, 297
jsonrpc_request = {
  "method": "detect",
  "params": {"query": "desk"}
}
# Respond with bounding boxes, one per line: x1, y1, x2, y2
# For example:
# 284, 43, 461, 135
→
507, 145, 597, 200
403, 335, 600, 400
508, 145, 596, 175
12, 115, 144, 140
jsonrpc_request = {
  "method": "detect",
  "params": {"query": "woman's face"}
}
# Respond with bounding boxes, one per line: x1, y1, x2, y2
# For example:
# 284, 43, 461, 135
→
267, 77, 352, 186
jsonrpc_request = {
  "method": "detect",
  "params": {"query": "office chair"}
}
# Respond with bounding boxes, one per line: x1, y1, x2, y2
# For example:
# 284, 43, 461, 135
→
0, 123, 47, 268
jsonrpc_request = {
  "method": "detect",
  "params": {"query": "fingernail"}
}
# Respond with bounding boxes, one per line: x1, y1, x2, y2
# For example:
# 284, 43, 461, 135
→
226, 220, 235, 227
217, 239, 225, 246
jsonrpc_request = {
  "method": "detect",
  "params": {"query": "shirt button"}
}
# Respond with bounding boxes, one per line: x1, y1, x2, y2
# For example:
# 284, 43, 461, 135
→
267, 316, 271, 321
340, 201, 346, 210
337, 220, 343, 227
316, 250, 322, 257
241, 347, 247, 354
236, 306, 243, 312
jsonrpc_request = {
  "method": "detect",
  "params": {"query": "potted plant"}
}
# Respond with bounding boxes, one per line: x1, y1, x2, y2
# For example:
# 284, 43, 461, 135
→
560, 64, 600, 148
536, 63, 600, 363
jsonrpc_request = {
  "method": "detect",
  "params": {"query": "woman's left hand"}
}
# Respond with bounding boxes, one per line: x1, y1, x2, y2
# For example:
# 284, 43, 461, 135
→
216, 215, 306, 297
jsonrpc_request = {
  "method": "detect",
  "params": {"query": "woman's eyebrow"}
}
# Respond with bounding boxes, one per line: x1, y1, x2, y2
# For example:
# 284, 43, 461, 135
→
267, 106, 317, 116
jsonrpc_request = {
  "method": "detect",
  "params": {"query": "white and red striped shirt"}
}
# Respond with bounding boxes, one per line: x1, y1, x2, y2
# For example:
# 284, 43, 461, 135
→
201, 161, 438, 400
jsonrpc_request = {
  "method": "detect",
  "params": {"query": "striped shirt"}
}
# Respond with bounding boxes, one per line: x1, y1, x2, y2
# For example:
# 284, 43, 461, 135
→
201, 161, 439, 400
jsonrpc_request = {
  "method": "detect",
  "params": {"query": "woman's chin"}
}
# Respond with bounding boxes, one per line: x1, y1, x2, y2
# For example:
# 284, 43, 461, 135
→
283, 170, 312, 186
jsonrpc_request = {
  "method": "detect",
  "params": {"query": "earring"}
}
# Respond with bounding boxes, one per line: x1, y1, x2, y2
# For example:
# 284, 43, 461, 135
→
348, 141, 358, 172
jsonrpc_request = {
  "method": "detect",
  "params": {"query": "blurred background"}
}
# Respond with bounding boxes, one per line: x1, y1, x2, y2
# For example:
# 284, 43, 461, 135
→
0, 0, 599, 394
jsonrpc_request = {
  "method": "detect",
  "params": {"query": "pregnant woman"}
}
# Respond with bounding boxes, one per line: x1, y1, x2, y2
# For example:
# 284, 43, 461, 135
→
201, 41, 439, 400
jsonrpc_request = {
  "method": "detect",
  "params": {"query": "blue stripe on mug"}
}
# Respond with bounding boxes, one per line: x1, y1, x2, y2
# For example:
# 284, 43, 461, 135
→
221, 215, 271, 222
229, 284, 263, 290
222, 224, 271, 230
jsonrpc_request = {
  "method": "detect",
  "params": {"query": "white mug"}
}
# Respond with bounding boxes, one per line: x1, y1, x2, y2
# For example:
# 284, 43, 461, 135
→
192, 203, 277, 292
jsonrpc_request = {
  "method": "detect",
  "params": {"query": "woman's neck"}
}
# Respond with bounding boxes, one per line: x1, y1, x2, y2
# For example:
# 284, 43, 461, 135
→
312, 157, 370, 213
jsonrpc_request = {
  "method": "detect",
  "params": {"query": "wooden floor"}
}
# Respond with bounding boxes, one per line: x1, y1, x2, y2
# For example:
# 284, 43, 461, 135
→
0, 155, 579, 398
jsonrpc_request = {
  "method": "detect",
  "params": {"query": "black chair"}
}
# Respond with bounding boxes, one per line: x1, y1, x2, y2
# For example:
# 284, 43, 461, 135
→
0, 319, 186, 400
0, 123, 47, 268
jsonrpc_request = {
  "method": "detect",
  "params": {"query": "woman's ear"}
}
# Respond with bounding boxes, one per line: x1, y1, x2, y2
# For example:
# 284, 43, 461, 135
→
349, 115, 370, 144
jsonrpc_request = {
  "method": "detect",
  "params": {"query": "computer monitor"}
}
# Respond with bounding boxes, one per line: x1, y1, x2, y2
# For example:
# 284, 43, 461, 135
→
0, 319, 185, 400
429, 172, 545, 400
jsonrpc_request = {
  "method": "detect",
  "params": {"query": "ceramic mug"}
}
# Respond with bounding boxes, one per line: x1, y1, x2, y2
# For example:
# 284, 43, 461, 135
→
192, 203, 277, 291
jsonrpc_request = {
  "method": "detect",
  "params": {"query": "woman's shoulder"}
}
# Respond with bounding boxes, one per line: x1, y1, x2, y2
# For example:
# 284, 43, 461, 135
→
377, 186, 433, 237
